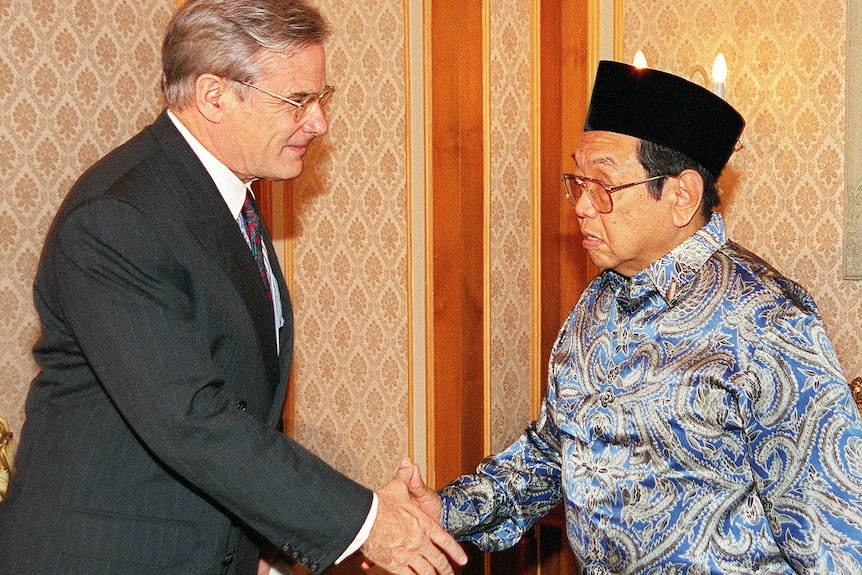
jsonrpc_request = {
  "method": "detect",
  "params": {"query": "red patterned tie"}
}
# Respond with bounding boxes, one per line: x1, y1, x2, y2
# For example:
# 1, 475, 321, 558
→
241, 191, 272, 302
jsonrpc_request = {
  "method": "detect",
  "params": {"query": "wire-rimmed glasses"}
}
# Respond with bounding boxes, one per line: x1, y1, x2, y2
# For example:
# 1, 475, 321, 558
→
561, 173, 670, 213
236, 80, 335, 122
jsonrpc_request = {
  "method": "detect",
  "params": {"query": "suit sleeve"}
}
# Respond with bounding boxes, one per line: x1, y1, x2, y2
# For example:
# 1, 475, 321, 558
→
44, 195, 372, 573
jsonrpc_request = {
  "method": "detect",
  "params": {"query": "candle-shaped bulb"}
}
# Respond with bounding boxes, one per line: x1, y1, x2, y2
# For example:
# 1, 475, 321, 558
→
712, 53, 727, 99
633, 50, 648, 69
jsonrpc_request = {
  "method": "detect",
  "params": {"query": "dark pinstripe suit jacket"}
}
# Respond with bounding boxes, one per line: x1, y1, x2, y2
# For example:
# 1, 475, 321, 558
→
0, 111, 372, 575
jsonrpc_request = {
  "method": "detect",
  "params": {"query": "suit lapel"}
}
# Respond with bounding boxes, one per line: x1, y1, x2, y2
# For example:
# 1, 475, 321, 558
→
149, 112, 280, 383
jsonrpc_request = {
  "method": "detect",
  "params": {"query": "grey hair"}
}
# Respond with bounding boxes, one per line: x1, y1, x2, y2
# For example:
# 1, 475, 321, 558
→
161, 0, 330, 108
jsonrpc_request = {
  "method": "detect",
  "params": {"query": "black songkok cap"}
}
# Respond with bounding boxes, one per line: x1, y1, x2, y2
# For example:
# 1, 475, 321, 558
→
584, 60, 745, 180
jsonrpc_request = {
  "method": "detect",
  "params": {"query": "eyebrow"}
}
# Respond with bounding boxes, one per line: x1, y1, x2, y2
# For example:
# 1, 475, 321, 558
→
588, 155, 619, 169
585, 153, 646, 177
572, 154, 617, 174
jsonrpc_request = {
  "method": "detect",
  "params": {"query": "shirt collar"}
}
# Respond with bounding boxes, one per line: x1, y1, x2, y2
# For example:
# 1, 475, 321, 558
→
166, 109, 253, 219
603, 212, 726, 309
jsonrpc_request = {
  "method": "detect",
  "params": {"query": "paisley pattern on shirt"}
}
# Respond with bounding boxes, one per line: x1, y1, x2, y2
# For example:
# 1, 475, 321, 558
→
440, 213, 862, 574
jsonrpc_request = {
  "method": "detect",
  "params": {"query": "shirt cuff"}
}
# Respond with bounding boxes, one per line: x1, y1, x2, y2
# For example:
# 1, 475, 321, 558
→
334, 492, 378, 564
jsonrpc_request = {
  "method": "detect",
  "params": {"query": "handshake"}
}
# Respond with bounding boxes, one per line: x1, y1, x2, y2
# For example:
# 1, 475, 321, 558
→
360, 460, 467, 575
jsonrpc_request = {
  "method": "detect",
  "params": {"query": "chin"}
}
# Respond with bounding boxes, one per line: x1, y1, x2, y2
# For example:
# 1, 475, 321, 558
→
281, 162, 304, 181
587, 254, 607, 270
266, 165, 303, 182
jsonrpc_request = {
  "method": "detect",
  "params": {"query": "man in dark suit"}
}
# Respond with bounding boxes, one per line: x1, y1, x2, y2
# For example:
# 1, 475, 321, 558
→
0, 1, 467, 574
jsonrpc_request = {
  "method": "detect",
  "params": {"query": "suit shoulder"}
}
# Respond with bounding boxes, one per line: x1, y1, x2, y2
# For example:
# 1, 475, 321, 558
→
58, 123, 163, 213
57, 113, 204, 220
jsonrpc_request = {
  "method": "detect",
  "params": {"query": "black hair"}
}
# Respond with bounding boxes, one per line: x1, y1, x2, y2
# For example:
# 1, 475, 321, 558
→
637, 139, 719, 217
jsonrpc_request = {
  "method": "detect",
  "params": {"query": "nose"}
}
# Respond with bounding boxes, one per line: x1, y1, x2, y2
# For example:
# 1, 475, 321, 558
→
574, 187, 598, 218
302, 103, 329, 136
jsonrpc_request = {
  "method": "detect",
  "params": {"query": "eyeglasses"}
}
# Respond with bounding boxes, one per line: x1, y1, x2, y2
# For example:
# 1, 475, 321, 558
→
561, 173, 670, 213
236, 80, 335, 122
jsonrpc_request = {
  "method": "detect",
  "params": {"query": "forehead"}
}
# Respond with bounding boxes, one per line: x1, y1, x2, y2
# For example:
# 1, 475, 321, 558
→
573, 131, 641, 172
256, 43, 327, 88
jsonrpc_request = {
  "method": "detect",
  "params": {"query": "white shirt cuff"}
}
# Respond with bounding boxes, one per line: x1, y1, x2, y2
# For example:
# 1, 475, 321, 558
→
335, 492, 378, 564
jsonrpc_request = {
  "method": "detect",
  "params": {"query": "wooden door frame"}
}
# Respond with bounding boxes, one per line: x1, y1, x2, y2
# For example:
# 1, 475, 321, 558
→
424, 0, 596, 488
424, 0, 489, 493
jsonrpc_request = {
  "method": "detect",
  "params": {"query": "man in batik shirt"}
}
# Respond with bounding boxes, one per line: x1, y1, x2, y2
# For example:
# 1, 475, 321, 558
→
408, 61, 862, 574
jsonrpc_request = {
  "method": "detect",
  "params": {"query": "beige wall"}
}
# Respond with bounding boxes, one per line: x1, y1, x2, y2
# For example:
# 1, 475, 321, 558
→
623, 0, 862, 382
289, 0, 416, 486
0, 0, 175, 447
489, 0, 533, 454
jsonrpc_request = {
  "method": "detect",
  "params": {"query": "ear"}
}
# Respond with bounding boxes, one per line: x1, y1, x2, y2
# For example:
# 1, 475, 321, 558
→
669, 169, 704, 228
193, 74, 230, 123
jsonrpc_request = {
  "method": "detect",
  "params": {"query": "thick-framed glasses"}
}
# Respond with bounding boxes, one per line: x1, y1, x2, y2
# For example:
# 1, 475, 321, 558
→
236, 80, 335, 122
561, 173, 670, 213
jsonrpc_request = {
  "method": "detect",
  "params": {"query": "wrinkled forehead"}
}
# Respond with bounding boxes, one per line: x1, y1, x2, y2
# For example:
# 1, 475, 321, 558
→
254, 43, 327, 83
572, 131, 643, 174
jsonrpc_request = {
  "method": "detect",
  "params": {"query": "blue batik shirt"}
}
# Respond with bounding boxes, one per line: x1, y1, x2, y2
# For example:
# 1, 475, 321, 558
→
440, 213, 862, 574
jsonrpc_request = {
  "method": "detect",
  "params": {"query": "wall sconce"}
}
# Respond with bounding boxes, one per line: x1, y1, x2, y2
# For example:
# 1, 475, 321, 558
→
690, 53, 728, 99
632, 51, 727, 99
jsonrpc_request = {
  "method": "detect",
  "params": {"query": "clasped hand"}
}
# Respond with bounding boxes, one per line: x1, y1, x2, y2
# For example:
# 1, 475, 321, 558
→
360, 460, 465, 575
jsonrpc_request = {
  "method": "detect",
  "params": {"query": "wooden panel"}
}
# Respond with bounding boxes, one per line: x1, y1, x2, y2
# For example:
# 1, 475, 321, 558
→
426, 1, 488, 574
557, 0, 596, 325
852, 377, 862, 413
537, 0, 564, 403
536, 0, 596, 419
252, 179, 273, 228
529, 0, 592, 572
427, 0, 487, 489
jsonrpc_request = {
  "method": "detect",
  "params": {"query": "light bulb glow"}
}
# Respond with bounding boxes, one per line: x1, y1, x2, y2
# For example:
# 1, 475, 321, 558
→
633, 50, 648, 69
712, 53, 727, 98
712, 53, 727, 83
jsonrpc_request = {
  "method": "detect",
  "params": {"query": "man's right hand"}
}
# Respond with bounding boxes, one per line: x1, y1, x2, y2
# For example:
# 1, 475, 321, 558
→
360, 460, 467, 575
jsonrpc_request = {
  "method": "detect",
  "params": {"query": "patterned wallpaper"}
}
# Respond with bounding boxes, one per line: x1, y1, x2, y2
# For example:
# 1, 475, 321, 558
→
623, 0, 862, 382
289, 0, 412, 486
489, 0, 533, 453
0, 0, 174, 444
848, 0, 862, 279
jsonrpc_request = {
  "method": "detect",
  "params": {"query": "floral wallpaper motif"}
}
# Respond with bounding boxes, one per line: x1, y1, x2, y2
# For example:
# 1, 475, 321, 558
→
624, 0, 862, 382
489, 0, 533, 453
0, 0, 173, 443
290, 0, 412, 487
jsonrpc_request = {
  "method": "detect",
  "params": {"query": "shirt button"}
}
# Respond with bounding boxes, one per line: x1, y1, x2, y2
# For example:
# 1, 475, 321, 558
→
236, 401, 247, 411
221, 553, 234, 566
